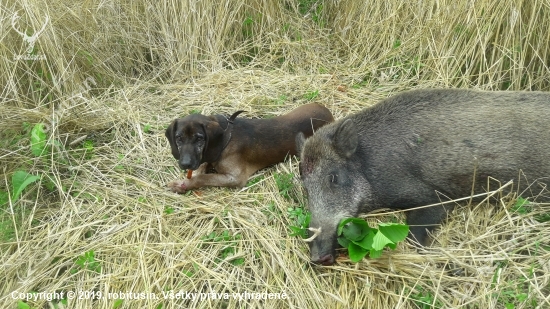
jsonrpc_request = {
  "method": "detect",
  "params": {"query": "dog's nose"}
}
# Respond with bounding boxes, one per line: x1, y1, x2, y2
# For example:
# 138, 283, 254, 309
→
179, 155, 193, 170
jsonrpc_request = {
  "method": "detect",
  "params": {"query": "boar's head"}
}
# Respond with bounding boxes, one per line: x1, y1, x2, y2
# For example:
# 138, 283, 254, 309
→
296, 119, 372, 265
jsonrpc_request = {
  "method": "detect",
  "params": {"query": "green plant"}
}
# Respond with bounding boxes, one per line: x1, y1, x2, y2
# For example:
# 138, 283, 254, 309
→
273, 172, 295, 200
30, 123, 48, 156
303, 90, 319, 101
71, 250, 101, 274
0, 170, 41, 206
17, 300, 36, 309
287, 206, 311, 238
337, 218, 408, 261
246, 175, 264, 187
491, 261, 538, 308
511, 197, 550, 222
274, 95, 287, 105
112, 299, 124, 309
82, 140, 95, 159
201, 231, 244, 266
410, 287, 443, 309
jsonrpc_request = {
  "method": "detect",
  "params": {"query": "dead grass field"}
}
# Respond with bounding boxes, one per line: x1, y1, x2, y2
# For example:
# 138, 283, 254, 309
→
1, 0, 550, 308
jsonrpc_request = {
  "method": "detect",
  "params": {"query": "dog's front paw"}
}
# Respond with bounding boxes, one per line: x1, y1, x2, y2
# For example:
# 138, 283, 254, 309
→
167, 179, 190, 193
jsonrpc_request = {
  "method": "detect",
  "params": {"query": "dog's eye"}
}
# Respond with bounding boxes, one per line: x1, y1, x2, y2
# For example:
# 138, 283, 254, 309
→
329, 174, 337, 184
195, 133, 204, 141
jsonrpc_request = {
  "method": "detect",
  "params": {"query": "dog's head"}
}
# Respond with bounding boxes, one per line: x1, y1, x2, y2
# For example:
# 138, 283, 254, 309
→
165, 114, 225, 170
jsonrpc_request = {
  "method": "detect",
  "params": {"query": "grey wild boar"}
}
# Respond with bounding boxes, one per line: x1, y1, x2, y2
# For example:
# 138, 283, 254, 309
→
296, 88, 550, 265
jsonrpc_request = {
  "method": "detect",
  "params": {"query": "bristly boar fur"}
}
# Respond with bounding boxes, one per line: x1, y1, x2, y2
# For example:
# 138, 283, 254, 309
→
296, 88, 550, 266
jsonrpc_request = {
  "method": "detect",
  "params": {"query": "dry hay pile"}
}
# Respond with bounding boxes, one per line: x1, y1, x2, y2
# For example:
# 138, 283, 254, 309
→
1, 0, 550, 308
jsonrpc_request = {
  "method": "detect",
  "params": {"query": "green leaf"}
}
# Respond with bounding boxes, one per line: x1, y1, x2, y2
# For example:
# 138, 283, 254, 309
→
352, 229, 376, 249
12, 171, 40, 203
17, 300, 30, 309
348, 242, 368, 262
378, 223, 409, 243
372, 230, 393, 251
337, 236, 350, 248
342, 222, 369, 241
113, 299, 124, 309
337, 218, 370, 237
369, 248, 383, 259
30, 123, 48, 156
0, 191, 8, 206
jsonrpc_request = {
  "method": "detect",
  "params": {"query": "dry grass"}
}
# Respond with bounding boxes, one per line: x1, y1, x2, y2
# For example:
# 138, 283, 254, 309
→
1, 0, 550, 308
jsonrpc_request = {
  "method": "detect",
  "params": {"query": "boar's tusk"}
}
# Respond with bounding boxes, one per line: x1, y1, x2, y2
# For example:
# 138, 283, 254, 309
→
303, 227, 322, 242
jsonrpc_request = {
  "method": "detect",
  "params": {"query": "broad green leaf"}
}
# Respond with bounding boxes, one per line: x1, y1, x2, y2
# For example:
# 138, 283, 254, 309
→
30, 123, 48, 156
337, 236, 350, 248
12, 171, 40, 203
338, 217, 369, 235
369, 248, 383, 259
378, 223, 409, 243
0, 191, 8, 206
372, 230, 393, 251
338, 218, 370, 241
348, 242, 369, 262
113, 299, 124, 309
17, 300, 30, 309
352, 229, 376, 249
342, 223, 368, 241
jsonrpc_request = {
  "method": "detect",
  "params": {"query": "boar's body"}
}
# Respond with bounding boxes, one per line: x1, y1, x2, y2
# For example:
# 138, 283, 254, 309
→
296, 88, 550, 265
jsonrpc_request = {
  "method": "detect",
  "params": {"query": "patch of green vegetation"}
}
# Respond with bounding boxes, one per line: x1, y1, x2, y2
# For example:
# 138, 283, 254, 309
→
0, 171, 41, 207
274, 95, 288, 105
164, 206, 175, 214
410, 287, 443, 309
246, 175, 264, 187
296, 0, 326, 27
337, 218, 409, 261
511, 197, 550, 222
287, 205, 311, 238
143, 124, 152, 133
262, 201, 282, 222
274, 172, 295, 200
71, 250, 101, 274
202, 230, 244, 266
17, 300, 37, 309
491, 260, 539, 308
82, 140, 94, 159
303, 90, 319, 101
112, 299, 124, 309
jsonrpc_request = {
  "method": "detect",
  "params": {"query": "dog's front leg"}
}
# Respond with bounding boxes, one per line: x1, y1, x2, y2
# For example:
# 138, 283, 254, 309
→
167, 170, 249, 193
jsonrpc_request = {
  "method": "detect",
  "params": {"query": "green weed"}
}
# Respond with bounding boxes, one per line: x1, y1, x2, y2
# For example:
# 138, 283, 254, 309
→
0, 170, 41, 207
273, 172, 295, 200
303, 90, 319, 101
410, 287, 443, 309
246, 175, 264, 187
287, 205, 311, 238
71, 250, 101, 274
201, 230, 244, 266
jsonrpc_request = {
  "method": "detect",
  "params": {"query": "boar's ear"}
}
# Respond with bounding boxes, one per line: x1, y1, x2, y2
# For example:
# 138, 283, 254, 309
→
333, 119, 358, 158
295, 132, 306, 156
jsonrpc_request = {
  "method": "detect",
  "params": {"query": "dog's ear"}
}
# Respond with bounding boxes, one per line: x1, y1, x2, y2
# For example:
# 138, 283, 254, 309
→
165, 119, 180, 159
201, 116, 225, 162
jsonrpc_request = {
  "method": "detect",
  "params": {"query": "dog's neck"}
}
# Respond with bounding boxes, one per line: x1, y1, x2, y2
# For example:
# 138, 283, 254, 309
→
205, 110, 244, 163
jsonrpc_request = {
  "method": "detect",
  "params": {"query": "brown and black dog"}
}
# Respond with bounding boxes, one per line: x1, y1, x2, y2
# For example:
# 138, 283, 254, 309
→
165, 103, 334, 192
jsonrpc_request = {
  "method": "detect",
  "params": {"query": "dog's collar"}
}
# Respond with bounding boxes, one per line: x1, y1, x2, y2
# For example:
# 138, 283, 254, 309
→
213, 110, 244, 161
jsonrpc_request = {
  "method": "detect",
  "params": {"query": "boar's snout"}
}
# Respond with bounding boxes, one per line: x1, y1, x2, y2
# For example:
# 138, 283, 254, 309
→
312, 254, 335, 266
